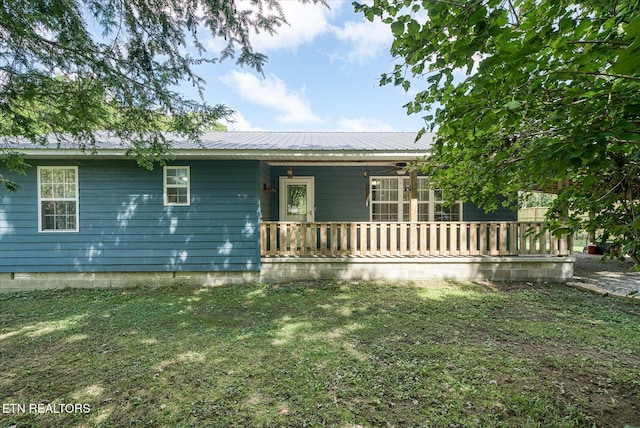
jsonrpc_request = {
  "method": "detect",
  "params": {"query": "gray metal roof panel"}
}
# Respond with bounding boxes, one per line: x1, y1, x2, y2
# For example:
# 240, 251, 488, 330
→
196, 132, 432, 151
3, 131, 434, 154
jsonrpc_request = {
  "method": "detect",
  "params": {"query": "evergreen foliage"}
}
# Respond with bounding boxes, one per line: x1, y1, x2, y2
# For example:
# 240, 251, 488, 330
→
0, 0, 322, 188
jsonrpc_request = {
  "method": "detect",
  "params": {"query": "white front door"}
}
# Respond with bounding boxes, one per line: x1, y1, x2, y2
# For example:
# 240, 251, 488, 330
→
279, 177, 315, 222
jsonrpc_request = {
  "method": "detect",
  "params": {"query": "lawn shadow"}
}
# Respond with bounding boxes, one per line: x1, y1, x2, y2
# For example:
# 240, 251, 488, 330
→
0, 280, 638, 427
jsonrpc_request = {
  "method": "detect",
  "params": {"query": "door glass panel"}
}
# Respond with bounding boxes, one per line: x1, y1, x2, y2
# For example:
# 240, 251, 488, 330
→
402, 178, 411, 201
418, 203, 430, 221
371, 178, 398, 202
372, 203, 398, 221
435, 203, 461, 221
287, 184, 307, 221
369, 177, 461, 222
418, 179, 429, 201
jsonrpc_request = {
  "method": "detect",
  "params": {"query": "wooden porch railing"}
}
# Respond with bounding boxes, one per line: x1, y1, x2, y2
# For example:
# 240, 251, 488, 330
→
260, 222, 572, 257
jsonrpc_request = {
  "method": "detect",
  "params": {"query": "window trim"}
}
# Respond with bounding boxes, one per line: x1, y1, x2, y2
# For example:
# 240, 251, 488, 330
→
163, 166, 191, 206
369, 176, 463, 222
37, 166, 79, 233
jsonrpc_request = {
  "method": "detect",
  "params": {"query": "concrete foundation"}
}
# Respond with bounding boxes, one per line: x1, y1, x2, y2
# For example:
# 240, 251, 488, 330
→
259, 256, 574, 283
0, 271, 260, 293
0, 256, 574, 292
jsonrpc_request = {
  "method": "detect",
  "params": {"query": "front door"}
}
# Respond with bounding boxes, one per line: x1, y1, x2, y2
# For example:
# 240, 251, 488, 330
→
279, 177, 315, 222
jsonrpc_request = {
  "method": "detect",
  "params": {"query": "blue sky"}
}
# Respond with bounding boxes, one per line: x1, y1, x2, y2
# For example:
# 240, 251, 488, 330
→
189, 0, 428, 132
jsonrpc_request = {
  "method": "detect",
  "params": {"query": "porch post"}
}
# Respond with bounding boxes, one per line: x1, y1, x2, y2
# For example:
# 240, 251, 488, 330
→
557, 177, 571, 256
409, 170, 418, 256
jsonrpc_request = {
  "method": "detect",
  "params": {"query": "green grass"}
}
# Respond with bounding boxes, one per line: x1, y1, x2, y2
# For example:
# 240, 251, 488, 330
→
1, 280, 639, 427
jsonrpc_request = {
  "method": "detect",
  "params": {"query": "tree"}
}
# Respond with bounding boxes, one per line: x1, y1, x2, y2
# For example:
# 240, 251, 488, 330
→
355, 0, 640, 264
0, 0, 323, 189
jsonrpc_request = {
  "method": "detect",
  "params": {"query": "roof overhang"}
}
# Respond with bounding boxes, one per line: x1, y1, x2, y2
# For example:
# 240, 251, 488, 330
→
3, 131, 434, 164
15, 148, 430, 163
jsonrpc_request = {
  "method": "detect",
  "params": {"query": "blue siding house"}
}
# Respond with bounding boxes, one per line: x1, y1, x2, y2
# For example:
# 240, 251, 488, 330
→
1, 159, 261, 273
0, 132, 573, 290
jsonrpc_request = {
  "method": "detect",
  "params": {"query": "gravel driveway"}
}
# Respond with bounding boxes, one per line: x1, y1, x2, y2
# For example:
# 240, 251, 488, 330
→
570, 252, 640, 299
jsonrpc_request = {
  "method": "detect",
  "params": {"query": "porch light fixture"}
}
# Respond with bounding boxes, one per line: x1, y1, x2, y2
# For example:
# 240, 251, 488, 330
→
287, 167, 293, 178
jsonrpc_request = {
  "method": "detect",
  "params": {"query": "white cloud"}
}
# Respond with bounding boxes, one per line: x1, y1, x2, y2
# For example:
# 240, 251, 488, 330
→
204, 1, 391, 65
223, 111, 263, 131
207, 0, 340, 54
250, 1, 336, 52
220, 71, 323, 124
338, 116, 394, 132
331, 17, 392, 64
205, 34, 227, 56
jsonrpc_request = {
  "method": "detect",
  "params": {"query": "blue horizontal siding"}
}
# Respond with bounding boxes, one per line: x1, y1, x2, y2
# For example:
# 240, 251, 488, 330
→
269, 166, 517, 222
269, 166, 381, 222
0, 159, 260, 273
3, 226, 258, 237
463, 200, 517, 222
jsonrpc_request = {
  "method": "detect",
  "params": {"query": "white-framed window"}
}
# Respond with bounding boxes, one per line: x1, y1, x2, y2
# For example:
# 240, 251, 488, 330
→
164, 166, 190, 206
38, 166, 79, 232
370, 176, 462, 221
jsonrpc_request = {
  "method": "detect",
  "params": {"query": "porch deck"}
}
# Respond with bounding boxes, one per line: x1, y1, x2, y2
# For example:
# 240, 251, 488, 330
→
259, 222, 574, 283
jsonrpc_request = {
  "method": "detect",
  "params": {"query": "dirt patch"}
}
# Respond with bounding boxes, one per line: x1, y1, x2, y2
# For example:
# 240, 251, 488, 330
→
466, 277, 640, 427
536, 352, 639, 427
485, 334, 640, 427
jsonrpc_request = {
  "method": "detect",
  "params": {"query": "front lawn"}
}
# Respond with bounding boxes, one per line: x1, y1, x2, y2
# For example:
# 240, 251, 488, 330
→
0, 280, 638, 427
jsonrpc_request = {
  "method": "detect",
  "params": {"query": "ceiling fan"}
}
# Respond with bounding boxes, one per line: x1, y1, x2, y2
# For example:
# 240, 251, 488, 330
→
380, 162, 408, 175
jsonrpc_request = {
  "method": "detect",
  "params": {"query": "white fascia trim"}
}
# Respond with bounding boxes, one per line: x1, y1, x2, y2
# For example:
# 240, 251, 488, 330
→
17, 149, 431, 161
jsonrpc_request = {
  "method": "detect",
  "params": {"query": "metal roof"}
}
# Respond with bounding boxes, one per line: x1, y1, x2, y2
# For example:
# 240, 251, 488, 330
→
191, 131, 432, 151
3, 131, 434, 162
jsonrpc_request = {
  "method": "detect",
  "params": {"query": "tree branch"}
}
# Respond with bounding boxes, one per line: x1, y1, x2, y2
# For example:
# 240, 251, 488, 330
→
566, 40, 630, 46
506, 0, 519, 27
552, 70, 640, 82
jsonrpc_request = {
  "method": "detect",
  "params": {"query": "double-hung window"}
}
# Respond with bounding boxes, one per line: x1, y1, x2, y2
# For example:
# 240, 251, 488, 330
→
370, 176, 462, 221
38, 166, 79, 232
164, 166, 190, 206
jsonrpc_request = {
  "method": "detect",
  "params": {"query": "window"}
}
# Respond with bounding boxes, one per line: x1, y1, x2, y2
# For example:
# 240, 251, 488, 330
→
38, 166, 79, 232
370, 176, 462, 221
433, 189, 462, 221
370, 177, 399, 221
164, 166, 190, 206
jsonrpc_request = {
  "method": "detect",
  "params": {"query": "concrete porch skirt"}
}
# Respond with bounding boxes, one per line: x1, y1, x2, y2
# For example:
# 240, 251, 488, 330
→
0, 256, 574, 292
259, 256, 575, 283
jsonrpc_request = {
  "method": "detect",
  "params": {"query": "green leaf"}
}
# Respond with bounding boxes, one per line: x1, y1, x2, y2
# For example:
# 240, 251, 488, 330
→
625, 14, 640, 37
391, 20, 405, 37
469, 6, 486, 25
503, 100, 522, 111
610, 41, 640, 75
407, 19, 420, 36
0, 176, 21, 192
4, 153, 31, 174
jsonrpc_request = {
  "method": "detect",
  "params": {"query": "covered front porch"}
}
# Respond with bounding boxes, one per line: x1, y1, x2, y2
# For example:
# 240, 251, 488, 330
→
259, 221, 574, 283
255, 133, 573, 283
